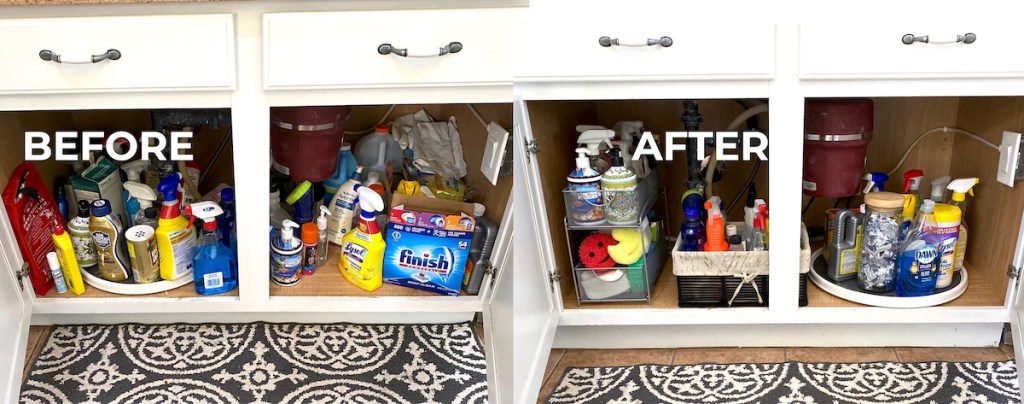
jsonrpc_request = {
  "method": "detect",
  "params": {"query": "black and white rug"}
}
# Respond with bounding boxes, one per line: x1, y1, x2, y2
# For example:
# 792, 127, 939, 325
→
546, 362, 1021, 403
21, 323, 487, 404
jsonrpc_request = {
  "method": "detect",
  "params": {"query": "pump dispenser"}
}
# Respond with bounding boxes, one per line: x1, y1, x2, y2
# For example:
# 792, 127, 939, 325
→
155, 173, 196, 281
185, 202, 237, 295
315, 206, 331, 266
930, 176, 951, 203
948, 177, 979, 272
124, 181, 157, 228
577, 128, 614, 173
568, 148, 605, 225
271, 219, 303, 286
704, 200, 729, 251
863, 171, 890, 193
340, 187, 386, 291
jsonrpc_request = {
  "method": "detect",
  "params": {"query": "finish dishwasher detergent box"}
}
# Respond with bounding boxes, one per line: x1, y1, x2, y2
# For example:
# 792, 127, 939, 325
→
383, 194, 476, 296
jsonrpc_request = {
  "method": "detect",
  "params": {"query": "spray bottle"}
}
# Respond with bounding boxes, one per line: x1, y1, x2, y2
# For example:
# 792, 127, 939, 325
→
328, 167, 364, 245
756, 200, 769, 248
862, 171, 890, 194
155, 173, 196, 281
930, 176, 951, 204
947, 177, 979, 272
185, 201, 237, 295
122, 159, 150, 225
271, 220, 303, 286
340, 187, 386, 292
576, 128, 614, 174
900, 169, 924, 238
703, 199, 729, 252
287, 181, 314, 225
124, 181, 158, 228
315, 206, 331, 267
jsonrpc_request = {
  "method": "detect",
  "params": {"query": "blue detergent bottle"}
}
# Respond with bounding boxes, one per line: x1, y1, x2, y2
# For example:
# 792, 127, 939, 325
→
323, 143, 359, 205
185, 201, 238, 295
679, 207, 706, 251
896, 199, 939, 297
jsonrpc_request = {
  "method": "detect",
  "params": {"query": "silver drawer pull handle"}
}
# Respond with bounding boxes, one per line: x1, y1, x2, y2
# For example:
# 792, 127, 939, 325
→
902, 33, 976, 45
599, 36, 673, 48
377, 42, 462, 58
39, 48, 121, 64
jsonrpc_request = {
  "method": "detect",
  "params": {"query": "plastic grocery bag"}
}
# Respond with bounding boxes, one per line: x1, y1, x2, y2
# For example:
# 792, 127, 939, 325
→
411, 116, 467, 178
2, 162, 66, 296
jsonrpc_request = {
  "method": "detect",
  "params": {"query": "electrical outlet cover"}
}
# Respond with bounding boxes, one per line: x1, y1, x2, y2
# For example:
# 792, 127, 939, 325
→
481, 121, 510, 185
998, 131, 1022, 187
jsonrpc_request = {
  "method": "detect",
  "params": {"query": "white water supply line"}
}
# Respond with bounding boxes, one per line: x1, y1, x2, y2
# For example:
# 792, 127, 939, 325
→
886, 126, 998, 176
705, 103, 770, 199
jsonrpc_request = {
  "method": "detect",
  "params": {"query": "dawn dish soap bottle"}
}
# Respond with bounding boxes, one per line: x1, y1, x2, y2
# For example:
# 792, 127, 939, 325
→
340, 186, 386, 292
896, 199, 939, 297
155, 173, 196, 281
185, 201, 238, 295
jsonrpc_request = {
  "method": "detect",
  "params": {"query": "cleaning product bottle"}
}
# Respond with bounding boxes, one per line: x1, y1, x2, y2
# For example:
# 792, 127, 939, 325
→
340, 186, 386, 291
218, 187, 236, 251
827, 209, 862, 282
896, 199, 940, 297
68, 200, 98, 271
269, 182, 291, 230
271, 220, 303, 286
743, 184, 758, 231
138, 207, 159, 229
682, 180, 707, 223
750, 213, 767, 251
756, 200, 769, 248
315, 206, 331, 266
328, 166, 364, 245
45, 252, 67, 294
155, 173, 196, 281
930, 176, 951, 204
679, 207, 706, 251
463, 203, 499, 295
185, 201, 237, 295
54, 177, 69, 221
862, 171, 890, 194
122, 160, 150, 227
323, 143, 358, 205
124, 181, 158, 228
301, 222, 319, 275
354, 124, 403, 188
703, 200, 729, 251
567, 148, 605, 225
931, 203, 961, 289
601, 147, 639, 225
947, 177, 979, 272
52, 226, 85, 295
287, 181, 314, 225
900, 169, 925, 239
576, 128, 614, 174
89, 199, 131, 282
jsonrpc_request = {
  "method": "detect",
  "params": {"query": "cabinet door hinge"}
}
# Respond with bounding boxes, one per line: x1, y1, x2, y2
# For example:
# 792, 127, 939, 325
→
1009, 265, 1020, 279
483, 260, 497, 289
16, 262, 29, 292
548, 269, 561, 292
524, 138, 539, 163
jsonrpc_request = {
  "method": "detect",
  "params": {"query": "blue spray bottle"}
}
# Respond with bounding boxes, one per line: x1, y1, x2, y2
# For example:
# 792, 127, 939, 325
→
185, 201, 238, 295
218, 187, 236, 252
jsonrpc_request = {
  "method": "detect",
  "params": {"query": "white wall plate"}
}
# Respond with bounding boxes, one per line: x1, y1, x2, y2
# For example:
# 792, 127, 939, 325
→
999, 131, 1022, 187
481, 122, 509, 185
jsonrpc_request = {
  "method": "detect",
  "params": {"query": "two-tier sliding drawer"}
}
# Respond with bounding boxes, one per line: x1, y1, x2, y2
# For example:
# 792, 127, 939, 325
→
263, 8, 524, 90
0, 15, 236, 94
516, 5, 774, 81
800, 24, 1024, 79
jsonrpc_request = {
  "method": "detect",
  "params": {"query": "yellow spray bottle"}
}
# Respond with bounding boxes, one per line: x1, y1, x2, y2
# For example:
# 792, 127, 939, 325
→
155, 173, 196, 280
340, 186, 386, 291
947, 177, 978, 272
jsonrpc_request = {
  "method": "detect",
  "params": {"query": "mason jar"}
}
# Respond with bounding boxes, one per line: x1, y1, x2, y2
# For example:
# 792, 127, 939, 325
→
856, 192, 905, 293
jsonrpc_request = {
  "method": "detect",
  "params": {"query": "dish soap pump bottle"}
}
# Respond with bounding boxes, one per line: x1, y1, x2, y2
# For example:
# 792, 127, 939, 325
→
340, 186, 386, 292
601, 147, 638, 225
947, 177, 979, 272
155, 173, 196, 281
185, 201, 237, 295
679, 207, 706, 251
271, 220, 303, 286
567, 148, 605, 225
315, 206, 331, 266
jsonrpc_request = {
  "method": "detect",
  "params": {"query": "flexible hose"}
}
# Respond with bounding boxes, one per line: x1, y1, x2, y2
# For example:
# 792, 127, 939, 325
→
886, 126, 998, 176
343, 104, 398, 135
706, 104, 770, 199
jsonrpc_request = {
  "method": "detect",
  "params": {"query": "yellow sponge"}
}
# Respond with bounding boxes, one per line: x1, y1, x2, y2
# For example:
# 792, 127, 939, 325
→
608, 228, 644, 265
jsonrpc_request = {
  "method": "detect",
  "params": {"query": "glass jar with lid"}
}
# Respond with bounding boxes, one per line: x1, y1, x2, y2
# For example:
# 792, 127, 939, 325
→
857, 192, 905, 293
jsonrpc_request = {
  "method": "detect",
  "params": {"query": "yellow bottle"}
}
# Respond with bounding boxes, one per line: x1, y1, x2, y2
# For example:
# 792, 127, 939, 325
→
155, 173, 196, 280
340, 187, 386, 291
52, 226, 86, 295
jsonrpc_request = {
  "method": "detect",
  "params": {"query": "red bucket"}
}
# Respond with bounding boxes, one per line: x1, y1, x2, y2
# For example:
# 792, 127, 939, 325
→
271, 106, 352, 182
803, 99, 873, 198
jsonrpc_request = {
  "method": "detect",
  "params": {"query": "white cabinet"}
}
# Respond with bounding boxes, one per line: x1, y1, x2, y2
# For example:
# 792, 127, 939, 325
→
0, 15, 236, 94
800, 24, 1024, 79
263, 8, 524, 90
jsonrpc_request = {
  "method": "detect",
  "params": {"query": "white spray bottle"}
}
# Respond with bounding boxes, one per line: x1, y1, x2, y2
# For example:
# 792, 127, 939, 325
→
124, 181, 157, 228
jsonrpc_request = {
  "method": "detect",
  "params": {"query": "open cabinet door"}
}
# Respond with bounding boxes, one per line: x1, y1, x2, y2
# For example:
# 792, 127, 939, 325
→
0, 204, 34, 401
484, 198, 514, 403
1010, 210, 1024, 401
512, 96, 562, 404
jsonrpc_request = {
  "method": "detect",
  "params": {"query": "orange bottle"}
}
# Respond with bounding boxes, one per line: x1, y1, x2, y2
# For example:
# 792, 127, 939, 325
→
703, 201, 729, 251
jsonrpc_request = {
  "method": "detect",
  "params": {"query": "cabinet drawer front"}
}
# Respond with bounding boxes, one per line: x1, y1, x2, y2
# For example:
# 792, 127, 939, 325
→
517, 8, 774, 80
801, 25, 1024, 79
0, 15, 236, 94
264, 9, 523, 90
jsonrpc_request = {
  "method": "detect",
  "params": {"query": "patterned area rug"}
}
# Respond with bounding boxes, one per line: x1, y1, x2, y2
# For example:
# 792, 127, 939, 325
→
545, 362, 1021, 403
20, 323, 487, 403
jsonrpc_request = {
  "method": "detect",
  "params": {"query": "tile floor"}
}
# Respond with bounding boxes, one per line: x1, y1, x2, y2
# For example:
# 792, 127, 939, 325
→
538, 346, 1017, 403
